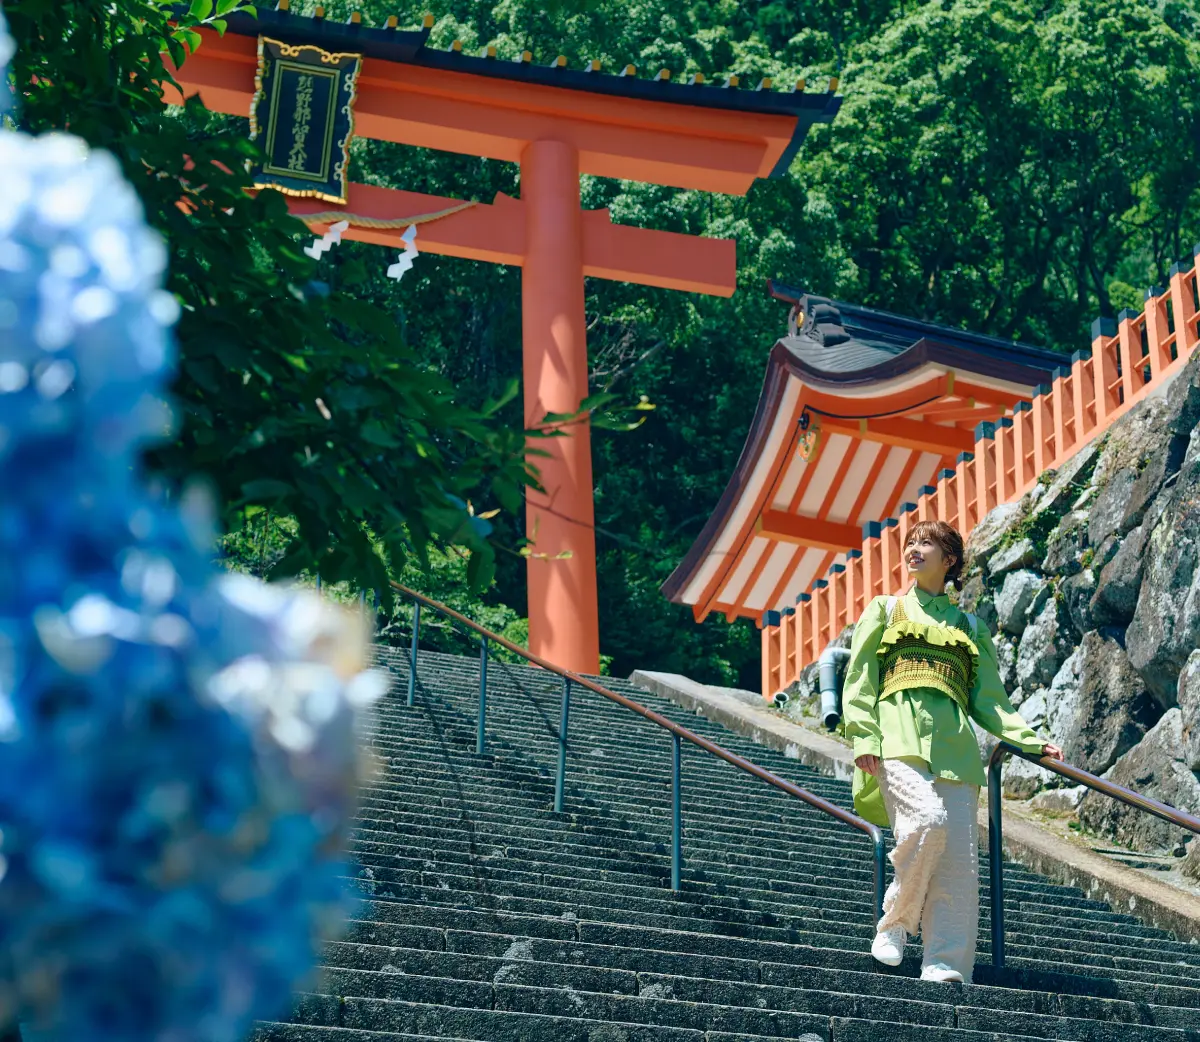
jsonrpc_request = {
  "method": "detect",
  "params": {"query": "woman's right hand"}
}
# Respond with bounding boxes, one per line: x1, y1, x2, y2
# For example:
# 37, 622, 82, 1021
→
855, 754, 882, 776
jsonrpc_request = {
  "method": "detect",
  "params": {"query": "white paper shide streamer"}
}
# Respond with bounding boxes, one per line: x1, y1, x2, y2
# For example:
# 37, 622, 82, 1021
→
387, 225, 419, 282
304, 220, 349, 260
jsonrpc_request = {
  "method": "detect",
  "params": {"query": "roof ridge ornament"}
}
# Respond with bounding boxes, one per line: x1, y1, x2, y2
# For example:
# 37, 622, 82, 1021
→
789, 292, 851, 347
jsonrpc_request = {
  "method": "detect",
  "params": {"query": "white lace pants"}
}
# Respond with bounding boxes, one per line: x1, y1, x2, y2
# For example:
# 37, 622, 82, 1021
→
876, 756, 980, 981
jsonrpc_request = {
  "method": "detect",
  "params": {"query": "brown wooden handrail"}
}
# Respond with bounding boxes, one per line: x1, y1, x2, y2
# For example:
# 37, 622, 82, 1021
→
986, 741, 1200, 969
390, 580, 887, 919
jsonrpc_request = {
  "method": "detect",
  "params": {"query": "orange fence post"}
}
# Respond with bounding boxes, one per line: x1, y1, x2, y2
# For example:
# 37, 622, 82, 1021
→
973, 424, 997, 521
1051, 367, 1071, 463
799, 592, 816, 665
847, 548, 864, 621
1011, 402, 1031, 492
761, 617, 776, 699
1143, 286, 1173, 382
1169, 260, 1198, 363
896, 505, 916, 578
813, 579, 829, 653
777, 607, 791, 692
830, 564, 847, 636
793, 596, 809, 684
931, 469, 949, 524
915, 486, 935, 523
1091, 317, 1119, 424
1116, 309, 1143, 403
993, 418, 1011, 504
883, 517, 902, 592
1071, 351, 1094, 444
864, 524, 883, 600
1031, 385, 1054, 475
954, 455, 974, 535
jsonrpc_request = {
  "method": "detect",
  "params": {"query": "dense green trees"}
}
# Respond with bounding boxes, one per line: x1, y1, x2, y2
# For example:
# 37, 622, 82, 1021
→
8, 0, 1200, 688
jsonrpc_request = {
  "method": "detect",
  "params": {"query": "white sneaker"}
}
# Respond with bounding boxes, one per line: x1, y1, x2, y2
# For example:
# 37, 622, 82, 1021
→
870, 925, 906, 966
920, 964, 965, 983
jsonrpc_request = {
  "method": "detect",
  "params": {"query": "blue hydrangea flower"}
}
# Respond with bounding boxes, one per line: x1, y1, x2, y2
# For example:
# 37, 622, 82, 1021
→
0, 13, 385, 1041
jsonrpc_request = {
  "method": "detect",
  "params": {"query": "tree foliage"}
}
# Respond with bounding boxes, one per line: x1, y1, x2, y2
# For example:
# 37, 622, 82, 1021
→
3, 0, 535, 607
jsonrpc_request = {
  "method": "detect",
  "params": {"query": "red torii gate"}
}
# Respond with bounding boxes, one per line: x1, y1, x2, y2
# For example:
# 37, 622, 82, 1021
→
171, 5, 839, 675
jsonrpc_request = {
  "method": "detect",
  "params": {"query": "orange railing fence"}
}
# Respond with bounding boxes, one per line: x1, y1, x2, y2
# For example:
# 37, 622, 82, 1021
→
763, 259, 1200, 698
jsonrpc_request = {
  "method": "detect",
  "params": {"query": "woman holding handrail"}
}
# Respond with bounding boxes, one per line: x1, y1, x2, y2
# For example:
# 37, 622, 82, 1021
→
842, 519, 1063, 983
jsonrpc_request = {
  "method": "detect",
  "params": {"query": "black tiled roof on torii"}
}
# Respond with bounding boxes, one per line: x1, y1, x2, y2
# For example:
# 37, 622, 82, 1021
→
210, 5, 840, 178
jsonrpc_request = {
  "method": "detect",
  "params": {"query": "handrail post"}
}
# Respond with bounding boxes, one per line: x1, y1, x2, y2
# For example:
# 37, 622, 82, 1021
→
870, 827, 886, 925
476, 635, 489, 755
988, 746, 1009, 970
407, 599, 421, 707
554, 677, 571, 813
671, 733, 682, 891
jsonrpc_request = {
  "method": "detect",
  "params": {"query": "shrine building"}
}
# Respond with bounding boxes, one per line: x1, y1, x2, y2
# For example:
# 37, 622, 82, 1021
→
662, 281, 1066, 627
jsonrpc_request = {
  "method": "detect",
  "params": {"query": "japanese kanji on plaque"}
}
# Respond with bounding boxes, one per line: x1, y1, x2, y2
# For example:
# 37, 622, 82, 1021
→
250, 36, 362, 205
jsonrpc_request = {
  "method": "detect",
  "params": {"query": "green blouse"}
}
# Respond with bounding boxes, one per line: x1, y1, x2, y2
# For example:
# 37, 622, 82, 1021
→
842, 585, 1046, 826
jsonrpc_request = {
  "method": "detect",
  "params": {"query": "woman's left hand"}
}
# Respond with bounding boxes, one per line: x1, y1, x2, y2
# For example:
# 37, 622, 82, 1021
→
1042, 743, 1064, 761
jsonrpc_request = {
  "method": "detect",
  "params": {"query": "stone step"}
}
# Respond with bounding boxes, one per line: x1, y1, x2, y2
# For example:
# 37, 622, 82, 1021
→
349, 808, 1119, 915
319, 939, 1200, 1033
347, 855, 1188, 961
340, 916, 1200, 1011
288, 991, 791, 1042
343, 886, 1200, 992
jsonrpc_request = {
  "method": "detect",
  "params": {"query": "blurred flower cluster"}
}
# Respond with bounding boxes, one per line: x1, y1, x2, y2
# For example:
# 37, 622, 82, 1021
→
0, 13, 385, 1041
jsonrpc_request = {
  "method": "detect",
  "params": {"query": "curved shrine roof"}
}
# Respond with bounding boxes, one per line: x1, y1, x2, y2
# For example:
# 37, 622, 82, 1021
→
662, 282, 1066, 623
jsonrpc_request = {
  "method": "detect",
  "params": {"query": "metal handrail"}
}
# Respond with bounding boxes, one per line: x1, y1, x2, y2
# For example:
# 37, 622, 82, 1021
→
389, 581, 887, 921
987, 742, 1200, 969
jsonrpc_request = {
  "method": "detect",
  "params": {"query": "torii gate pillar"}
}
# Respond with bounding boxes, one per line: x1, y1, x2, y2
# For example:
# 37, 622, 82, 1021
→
520, 140, 599, 675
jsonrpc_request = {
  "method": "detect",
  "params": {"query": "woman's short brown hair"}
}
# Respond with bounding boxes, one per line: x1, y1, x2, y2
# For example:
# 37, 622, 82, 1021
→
904, 520, 965, 591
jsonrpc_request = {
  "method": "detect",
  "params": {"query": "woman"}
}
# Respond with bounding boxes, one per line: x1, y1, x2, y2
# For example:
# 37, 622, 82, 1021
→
842, 519, 1063, 984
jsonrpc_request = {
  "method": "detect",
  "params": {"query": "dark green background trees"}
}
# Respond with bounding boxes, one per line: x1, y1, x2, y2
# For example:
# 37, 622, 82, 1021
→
7, 0, 1200, 689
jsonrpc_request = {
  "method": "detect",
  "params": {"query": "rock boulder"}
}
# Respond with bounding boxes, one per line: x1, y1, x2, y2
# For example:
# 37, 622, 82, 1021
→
1087, 467, 1137, 548
1126, 434, 1200, 707
1090, 488, 1172, 628
1178, 649, 1200, 771
965, 500, 1026, 572
1015, 598, 1069, 689
1078, 709, 1200, 853
988, 537, 1037, 579
1043, 510, 1089, 577
995, 570, 1048, 637
1122, 434, 1188, 533
1040, 634, 1158, 776
1030, 785, 1087, 814
1059, 568, 1097, 637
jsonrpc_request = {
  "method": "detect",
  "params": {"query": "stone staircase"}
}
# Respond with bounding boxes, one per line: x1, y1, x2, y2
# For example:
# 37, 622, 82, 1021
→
253, 648, 1200, 1042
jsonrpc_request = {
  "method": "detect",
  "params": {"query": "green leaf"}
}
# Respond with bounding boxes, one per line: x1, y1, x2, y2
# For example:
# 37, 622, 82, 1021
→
188, 0, 214, 19
466, 548, 496, 593
241, 479, 295, 500
482, 377, 520, 417
360, 423, 400, 448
